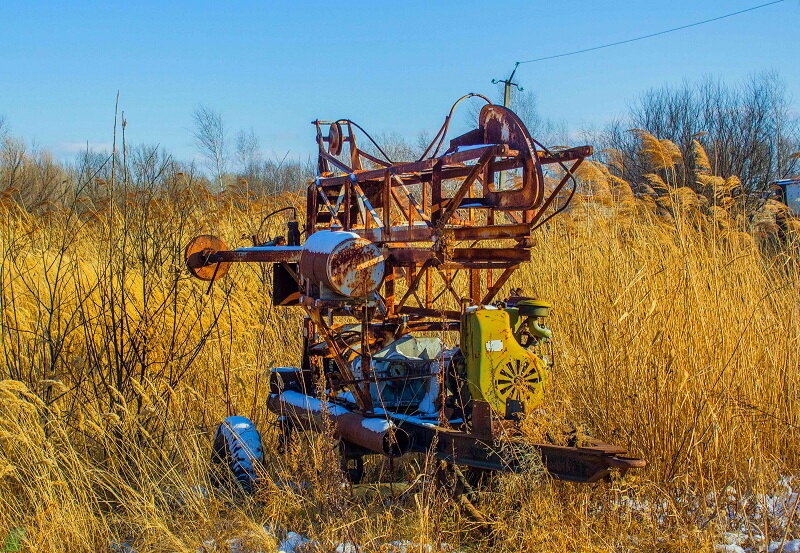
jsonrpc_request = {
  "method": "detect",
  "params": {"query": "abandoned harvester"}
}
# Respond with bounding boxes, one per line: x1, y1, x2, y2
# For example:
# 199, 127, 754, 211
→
185, 94, 645, 492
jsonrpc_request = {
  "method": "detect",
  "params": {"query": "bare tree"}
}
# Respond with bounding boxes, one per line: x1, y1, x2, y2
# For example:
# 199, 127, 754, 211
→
235, 127, 260, 184
192, 106, 227, 188
605, 72, 800, 196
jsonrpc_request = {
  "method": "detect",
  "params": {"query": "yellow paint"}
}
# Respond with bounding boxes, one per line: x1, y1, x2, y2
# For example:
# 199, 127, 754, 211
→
460, 307, 547, 415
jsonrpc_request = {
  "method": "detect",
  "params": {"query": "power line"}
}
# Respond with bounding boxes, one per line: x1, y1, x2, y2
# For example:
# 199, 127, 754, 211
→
517, 0, 786, 65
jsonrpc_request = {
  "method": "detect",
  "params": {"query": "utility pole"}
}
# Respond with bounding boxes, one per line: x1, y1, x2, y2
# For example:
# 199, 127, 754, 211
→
491, 62, 523, 189
492, 62, 523, 108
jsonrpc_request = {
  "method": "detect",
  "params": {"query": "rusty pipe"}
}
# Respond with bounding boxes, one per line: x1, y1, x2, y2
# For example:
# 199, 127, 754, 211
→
268, 390, 409, 457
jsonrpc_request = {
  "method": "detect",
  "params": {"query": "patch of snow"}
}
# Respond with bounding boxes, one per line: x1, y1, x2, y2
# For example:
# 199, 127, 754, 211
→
337, 390, 356, 404
335, 542, 358, 553
373, 408, 437, 428
303, 230, 359, 254
279, 390, 350, 416
714, 545, 745, 553
770, 540, 800, 553
437, 347, 459, 360
417, 374, 439, 415
277, 532, 310, 553
361, 418, 394, 433
721, 532, 746, 545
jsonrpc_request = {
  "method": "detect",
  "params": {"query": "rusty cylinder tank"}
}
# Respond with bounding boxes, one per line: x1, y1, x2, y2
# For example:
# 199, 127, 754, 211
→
299, 230, 385, 298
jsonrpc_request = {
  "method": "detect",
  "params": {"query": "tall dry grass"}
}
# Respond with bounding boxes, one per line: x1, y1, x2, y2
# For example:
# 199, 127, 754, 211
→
0, 133, 799, 551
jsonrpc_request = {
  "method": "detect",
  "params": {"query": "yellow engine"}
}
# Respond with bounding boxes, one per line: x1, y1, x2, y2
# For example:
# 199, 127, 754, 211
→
460, 301, 551, 418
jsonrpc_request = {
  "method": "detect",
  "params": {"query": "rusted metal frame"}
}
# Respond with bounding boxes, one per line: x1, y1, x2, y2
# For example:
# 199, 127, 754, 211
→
382, 171, 392, 242
425, 268, 432, 308
404, 320, 460, 332
344, 179, 353, 230
314, 122, 330, 175
359, 302, 372, 411
439, 261, 518, 270
397, 305, 460, 320
528, 158, 584, 228
210, 248, 301, 264
306, 186, 317, 236
537, 145, 592, 164
480, 264, 519, 305
318, 149, 354, 174
406, 273, 427, 309
315, 149, 576, 191
429, 270, 455, 305
435, 150, 494, 229
346, 122, 363, 171
392, 175, 430, 226
417, 113, 450, 160
412, 157, 522, 185
315, 182, 344, 227
468, 169, 484, 224
395, 258, 435, 313
305, 305, 373, 411
387, 179, 422, 230
267, 394, 410, 457
384, 267, 395, 316
431, 161, 443, 225
389, 186, 412, 228
388, 247, 530, 265
333, 182, 348, 213
469, 270, 481, 304
352, 182, 383, 229
359, 149, 392, 168
316, 145, 514, 188
436, 267, 463, 304
280, 261, 301, 284
422, 180, 429, 218
337, 373, 433, 386
355, 222, 531, 244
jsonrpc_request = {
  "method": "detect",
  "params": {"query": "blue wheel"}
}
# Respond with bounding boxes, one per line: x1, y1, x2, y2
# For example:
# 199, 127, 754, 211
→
211, 416, 264, 495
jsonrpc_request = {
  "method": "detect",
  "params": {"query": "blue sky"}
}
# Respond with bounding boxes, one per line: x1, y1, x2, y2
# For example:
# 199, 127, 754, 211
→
1, 1, 798, 164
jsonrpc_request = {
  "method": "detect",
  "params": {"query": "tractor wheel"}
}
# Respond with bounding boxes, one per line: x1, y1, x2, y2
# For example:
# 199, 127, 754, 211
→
210, 416, 264, 495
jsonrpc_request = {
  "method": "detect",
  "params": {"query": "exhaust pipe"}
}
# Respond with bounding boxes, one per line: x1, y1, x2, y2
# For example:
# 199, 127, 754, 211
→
268, 391, 410, 457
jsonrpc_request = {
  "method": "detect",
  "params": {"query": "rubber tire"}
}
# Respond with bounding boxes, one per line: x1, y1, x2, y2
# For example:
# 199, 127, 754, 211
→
211, 416, 264, 495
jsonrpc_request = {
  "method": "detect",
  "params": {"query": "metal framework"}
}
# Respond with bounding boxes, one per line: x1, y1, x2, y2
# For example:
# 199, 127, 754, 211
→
186, 96, 644, 484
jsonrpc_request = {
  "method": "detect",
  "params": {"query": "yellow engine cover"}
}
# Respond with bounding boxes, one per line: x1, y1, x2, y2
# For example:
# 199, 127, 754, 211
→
460, 307, 547, 416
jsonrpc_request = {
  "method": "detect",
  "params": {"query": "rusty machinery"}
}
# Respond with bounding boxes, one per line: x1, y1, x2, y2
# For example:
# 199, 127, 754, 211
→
188, 95, 644, 490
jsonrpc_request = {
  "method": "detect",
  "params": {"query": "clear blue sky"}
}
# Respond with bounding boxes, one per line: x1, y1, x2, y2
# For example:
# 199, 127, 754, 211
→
1, 1, 798, 164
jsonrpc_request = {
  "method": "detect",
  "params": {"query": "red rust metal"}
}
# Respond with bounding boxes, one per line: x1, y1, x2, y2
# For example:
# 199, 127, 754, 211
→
184, 97, 645, 484
299, 231, 385, 298
268, 393, 410, 457
327, 122, 343, 156
185, 235, 231, 281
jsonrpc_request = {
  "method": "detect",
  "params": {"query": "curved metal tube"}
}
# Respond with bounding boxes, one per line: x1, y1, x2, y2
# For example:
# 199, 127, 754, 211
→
268, 391, 410, 457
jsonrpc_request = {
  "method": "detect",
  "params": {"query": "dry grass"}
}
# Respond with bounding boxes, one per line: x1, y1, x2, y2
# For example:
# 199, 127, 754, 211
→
1, 135, 799, 552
